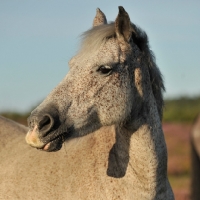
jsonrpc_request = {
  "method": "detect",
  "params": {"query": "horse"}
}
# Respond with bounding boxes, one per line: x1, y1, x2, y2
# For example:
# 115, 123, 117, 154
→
0, 6, 174, 199
191, 114, 200, 200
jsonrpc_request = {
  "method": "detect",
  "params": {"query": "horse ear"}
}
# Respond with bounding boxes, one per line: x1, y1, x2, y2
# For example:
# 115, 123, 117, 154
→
115, 6, 132, 49
93, 8, 107, 27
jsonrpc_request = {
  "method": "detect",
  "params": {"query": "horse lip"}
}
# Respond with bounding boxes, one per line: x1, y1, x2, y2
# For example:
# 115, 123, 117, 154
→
51, 130, 74, 151
42, 142, 51, 151
38, 135, 64, 152
36, 131, 71, 152
26, 122, 72, 151
36, 142, 51, 151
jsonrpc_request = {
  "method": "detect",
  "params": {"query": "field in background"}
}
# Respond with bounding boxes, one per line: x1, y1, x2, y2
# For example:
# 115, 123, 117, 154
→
1, 96, 200, 199
163, 97, 200, 200
163, 96, 200, 123
164, 123, 192, 200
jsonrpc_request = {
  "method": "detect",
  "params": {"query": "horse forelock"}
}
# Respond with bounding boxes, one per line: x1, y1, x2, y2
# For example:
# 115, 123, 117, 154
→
80, 22, 165, 119
80, 23, 116, 56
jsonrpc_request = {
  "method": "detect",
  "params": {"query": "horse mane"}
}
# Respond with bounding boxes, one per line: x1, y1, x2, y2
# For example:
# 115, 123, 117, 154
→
81, 22, 165, 119
130, 24, 165, 119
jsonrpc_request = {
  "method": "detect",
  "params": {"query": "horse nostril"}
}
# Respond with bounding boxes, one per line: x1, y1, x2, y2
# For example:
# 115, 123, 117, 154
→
38, 114, 54, 133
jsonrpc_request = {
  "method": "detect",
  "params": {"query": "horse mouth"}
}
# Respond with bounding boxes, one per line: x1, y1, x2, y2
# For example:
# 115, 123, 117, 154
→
38, 134, 64, 152
25, 125, 71, 152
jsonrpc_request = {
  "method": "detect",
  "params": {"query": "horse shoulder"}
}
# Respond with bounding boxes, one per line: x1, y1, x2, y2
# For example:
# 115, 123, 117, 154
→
0, 116, 28, 152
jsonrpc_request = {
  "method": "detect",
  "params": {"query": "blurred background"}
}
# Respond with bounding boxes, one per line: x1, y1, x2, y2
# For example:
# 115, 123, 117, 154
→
1, 1, 200, 199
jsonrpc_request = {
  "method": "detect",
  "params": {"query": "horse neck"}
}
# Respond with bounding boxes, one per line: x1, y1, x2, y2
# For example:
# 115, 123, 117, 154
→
95, 97, 169, 198
62, 97, 171, 198
126, 94, 169, 197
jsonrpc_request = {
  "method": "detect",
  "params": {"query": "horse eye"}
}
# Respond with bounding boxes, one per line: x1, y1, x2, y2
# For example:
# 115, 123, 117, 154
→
98, 65, 112, 74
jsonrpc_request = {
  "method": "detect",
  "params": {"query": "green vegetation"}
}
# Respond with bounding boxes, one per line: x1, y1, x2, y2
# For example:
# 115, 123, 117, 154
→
0, 111, 30, 125
163, 96, 200, 123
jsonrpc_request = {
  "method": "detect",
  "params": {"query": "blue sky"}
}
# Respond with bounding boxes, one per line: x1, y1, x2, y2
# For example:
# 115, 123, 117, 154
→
0, 0, 200, 112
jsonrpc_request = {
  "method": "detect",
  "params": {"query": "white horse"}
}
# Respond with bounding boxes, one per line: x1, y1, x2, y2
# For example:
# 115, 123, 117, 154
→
191, 114, 200, 200
0, 7, 174, 199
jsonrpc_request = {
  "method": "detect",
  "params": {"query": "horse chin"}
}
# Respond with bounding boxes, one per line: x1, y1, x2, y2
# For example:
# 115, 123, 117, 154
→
40, 137, 63, 152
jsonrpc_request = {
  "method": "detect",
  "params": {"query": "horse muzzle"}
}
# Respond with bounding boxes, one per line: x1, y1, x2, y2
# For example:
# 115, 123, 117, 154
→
25, 105, 67, 152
